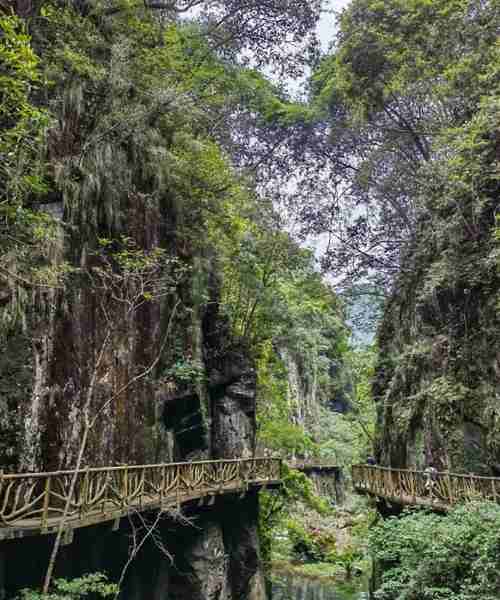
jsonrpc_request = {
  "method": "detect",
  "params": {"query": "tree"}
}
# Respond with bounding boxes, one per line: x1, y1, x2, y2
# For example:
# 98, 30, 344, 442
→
264, 0, 499, 292
0, 13, 63, 326
0, 13, 48, 205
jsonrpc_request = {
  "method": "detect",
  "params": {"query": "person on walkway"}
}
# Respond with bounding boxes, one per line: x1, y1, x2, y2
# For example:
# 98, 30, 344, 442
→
366, 456, 376, 466
424, 462, 437, 498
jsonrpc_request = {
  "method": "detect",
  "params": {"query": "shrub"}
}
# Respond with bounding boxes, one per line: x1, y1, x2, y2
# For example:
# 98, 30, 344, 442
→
286, 519, 337, 563
17, 573, 118, 599
370, 502, 500, 600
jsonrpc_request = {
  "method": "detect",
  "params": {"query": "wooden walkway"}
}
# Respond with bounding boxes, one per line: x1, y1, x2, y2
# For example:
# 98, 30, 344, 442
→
352, 464, 500, 511
0, 458, 281, 540
287, 460, 340, 473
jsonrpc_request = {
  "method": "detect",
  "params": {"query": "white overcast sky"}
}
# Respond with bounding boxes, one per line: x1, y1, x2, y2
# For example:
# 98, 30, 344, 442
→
317, 0, 351, 49
285, 0, 353, 279
284, 0, 350, 96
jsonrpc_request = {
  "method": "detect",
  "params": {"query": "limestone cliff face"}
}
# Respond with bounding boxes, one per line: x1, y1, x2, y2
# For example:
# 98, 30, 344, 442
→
0, 182, 263, 600
278, 345, 352, 437
0, 206, 257, 471
374, 187, 499, 474
0, 197, 172, 472
0, 222, 265, 600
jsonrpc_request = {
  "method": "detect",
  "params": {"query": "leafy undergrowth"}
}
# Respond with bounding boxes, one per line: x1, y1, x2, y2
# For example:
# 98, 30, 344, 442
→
371, 502, 500, 600
271, 494, 375, 582
17, 574, 118, 599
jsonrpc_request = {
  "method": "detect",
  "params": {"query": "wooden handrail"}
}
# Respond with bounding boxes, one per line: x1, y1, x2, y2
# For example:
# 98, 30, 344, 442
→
0, 458, 281, 533
352, 464, 500, 510
0, 457, 277, 480
286, 460, 339, 470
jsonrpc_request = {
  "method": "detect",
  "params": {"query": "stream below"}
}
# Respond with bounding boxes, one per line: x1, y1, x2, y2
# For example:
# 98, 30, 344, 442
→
271, 572, 369, 600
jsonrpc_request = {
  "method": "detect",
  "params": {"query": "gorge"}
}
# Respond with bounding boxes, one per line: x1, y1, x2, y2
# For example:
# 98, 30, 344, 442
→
1, 0, 499, 598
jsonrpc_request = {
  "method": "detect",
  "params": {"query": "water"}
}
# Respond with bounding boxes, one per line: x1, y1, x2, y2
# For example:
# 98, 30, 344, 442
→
271, 572, 369, 600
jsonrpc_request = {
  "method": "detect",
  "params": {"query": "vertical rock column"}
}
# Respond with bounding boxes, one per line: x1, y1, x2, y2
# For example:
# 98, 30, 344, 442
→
0, 547, 5, 600
221, 494, 266, 600
185, 522, 231, 600
212, 362, 257, 460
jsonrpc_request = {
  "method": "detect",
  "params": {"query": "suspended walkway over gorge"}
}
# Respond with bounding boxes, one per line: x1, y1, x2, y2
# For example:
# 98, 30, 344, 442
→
0, 458, 340, 541
0, 458, 282, 541
352, 464, 500, 511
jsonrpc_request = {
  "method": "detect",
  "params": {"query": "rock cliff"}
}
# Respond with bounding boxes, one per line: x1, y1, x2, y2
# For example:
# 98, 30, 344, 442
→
0, 195, 265, 599
277, 339, 352, 447
0, 6, 266, 596
0, 201, 265, 600
374, 162, 499, 474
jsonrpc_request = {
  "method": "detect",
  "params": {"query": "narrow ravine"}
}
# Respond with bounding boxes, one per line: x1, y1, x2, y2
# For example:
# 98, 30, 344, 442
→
1, 0, 498, 597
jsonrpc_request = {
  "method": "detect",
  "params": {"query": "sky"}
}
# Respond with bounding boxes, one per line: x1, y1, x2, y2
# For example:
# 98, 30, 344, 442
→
308, 1, 378, 344
317, 0, 351, 49
285, 0, 350, 96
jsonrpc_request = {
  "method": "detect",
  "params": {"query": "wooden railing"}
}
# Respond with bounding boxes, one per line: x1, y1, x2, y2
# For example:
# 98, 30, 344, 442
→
352, 464, 500, 510
0, 458, 281, 535
286, 460, 339, 471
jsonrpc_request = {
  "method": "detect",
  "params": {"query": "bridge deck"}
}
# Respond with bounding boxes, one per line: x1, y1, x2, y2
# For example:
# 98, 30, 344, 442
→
352, 464, 500, 510
287, 461, 341, 474
0, 459, 281, 540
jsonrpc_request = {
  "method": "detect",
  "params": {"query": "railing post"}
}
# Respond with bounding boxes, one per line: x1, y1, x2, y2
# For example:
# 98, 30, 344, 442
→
240, 460, 247, 491
469, 474, 475, 501
41, 476, 51, 532
102, 471, 108, 514
138, 468, 144, 509
123, 467, 128, 507
176, 464, 180, 509
446, 472, 452, 505
81, 467, 90, 518
160, 466, 165, 508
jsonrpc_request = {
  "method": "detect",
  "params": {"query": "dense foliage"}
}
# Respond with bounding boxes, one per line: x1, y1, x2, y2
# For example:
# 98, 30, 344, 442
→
259, 464, 332, 563
18, 574, 118, 599
371, 503, 500, 600
0, 0, 365, 472
0, 14, 48, 204
3, 0, 498, 596
0, 0, 347, 457
0, 4, 361, 594
303, 0, 500, 291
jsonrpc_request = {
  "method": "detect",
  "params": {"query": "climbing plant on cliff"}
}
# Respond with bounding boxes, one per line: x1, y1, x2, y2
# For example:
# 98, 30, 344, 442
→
0, 13, 65, 329
0, 14, 48, 204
